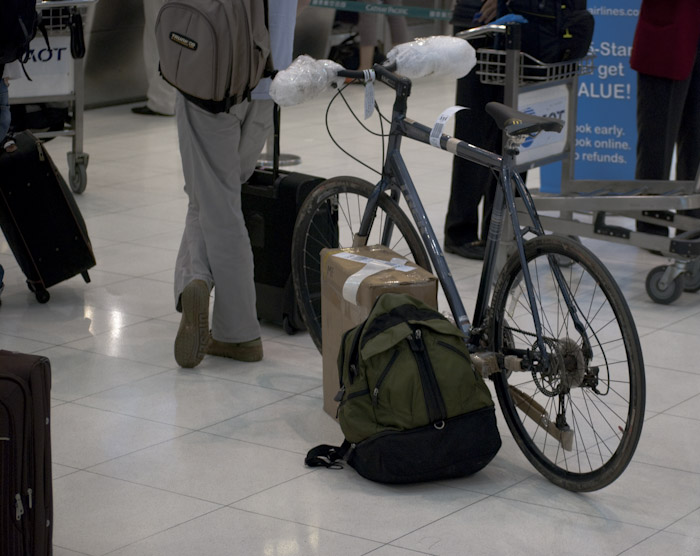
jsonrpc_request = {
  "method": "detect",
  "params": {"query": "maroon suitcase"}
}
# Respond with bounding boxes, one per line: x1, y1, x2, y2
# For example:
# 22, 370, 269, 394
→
0, 351, 53, 555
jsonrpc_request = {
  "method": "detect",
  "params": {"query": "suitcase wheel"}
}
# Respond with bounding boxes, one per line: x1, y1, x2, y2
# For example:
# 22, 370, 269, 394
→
27, 281, 51, 304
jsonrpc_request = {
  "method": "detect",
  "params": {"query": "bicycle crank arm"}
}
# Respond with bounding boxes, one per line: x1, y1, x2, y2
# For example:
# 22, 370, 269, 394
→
470, 352, 500, 377
509, 386, 574, 451
471, 352, 529, 377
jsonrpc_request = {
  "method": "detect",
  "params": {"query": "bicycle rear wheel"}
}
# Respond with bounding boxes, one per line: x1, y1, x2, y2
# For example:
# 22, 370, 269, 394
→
489, 235, 645, 491
292, 176, 430, 352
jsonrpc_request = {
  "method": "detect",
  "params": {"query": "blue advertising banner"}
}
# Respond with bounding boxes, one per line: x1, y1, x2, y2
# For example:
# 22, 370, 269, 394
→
541, 1, 641, 193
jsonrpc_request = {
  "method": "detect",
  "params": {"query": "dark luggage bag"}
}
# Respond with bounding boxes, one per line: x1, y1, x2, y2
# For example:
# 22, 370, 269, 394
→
0, 130, 96, 303
242, 105, 329, 333
0, 350, 53, 556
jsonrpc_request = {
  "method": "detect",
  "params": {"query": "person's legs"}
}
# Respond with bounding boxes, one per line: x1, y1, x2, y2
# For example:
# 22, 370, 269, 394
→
444, 61, 502, 258
385, 0, 410, 46
174, 95, 262, 366
357, 0, 409, 68
206, 99, 271, 347
357, 3, 378, 70
676, 42, 700, 222
635, 72, 689, 235
174, 94, 214, 304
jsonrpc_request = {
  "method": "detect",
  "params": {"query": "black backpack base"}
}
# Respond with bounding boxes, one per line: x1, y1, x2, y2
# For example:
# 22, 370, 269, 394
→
308, 406, 501, 484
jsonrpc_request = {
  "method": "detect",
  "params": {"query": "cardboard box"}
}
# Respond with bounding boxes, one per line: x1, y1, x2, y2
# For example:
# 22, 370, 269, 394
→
321, 245, 438, 418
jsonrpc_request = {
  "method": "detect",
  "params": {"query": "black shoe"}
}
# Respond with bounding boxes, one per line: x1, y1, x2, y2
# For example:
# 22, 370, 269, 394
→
445, 240, 486, 261
131, 105, 173, 116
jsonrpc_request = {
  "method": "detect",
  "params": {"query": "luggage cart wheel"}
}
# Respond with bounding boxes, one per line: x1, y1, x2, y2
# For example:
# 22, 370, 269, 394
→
27, 281, 51, 304
70, 163, 88, 194
682, 260, 700, 293
646, 265, 683, 304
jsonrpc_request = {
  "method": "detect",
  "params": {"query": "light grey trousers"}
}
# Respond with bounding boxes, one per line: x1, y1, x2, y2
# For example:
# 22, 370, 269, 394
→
174, 93, 273, 343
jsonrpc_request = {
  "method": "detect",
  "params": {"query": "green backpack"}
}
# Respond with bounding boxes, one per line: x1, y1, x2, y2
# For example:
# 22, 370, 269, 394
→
306, 293, 501, 484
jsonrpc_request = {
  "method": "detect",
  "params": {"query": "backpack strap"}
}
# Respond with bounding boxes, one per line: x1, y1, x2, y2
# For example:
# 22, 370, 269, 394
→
69, 8, 86, 59
305, 441, 352, 470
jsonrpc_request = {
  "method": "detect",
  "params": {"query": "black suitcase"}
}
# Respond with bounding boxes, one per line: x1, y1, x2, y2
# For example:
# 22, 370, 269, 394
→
242, 105, 327, 333
0, 350, 53, 556
0, 130, 96, 303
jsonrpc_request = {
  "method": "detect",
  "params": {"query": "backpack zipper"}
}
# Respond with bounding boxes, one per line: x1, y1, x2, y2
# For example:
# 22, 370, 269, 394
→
407, 328, 447, 425
371, 349, 399, 407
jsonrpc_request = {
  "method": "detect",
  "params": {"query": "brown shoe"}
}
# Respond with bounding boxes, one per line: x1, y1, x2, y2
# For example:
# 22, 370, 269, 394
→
174, 280, 209, 368
206, 335, 263, 362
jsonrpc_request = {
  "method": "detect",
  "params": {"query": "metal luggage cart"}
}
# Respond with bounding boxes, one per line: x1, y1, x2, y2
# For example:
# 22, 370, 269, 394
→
459, 23, 700, 304
9, 0, 98, 195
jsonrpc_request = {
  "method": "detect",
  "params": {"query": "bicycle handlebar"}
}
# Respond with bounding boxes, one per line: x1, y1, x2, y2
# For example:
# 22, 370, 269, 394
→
336, 59, 397, 82
269, 36, 476, 107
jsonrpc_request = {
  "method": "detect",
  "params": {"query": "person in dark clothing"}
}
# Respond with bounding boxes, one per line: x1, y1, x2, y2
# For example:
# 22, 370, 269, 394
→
444, 0, 501, 260
631, 0, 700, 238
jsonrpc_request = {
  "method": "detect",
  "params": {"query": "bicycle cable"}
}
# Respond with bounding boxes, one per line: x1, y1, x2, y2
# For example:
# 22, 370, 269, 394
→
325, 81, 391, 176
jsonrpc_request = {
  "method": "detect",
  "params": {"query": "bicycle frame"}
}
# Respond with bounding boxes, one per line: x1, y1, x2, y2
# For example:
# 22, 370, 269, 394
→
349, 64, 591, 364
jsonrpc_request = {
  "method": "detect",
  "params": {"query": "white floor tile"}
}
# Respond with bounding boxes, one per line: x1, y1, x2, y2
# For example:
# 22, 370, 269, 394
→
53, 471, 218, 555
80, 277, 177, 319
87, 242, 177, 277
0, 294, 148, 345
233, 471, 486, 543
666, 508, 700, 538
44, 345, 169, 401
498, 461, 700, 529
202, 394, 343, 454
392, 497, 653, 556
75, 369, 291, 429
90, 431, 311, 505
53, 463, 79, 480
636, 329, 699, 374
642, 365, 700, 414
0, 332, 53, 353
64, 319, 180, 368
369, 547, 435, 556
51, 402, 187, 468
197, 338, 323, 394
107, 507, 381, 556
666, 392, 700, 420
621, 531, 700, 556
53, 547, 90, 556
633, 413, 700, 473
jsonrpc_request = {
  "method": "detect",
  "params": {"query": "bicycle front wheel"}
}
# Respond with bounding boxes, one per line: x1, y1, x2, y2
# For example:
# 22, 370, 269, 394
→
489, 235, 645, 491
292, 176, 430, 352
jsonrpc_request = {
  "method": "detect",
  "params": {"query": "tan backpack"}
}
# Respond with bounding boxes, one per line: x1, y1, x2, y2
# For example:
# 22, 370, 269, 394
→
155, 0, 273, 113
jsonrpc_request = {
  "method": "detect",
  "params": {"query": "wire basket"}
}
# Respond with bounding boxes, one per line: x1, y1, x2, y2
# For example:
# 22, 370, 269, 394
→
476, 49, 594, 86
38, 4, 89, 35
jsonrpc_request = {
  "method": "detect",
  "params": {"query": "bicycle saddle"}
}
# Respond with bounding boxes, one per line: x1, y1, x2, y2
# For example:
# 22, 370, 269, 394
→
485, 102, 564, 136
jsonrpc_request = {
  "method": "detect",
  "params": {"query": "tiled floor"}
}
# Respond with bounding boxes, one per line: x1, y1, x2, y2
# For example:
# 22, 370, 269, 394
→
2, 73, 699, 556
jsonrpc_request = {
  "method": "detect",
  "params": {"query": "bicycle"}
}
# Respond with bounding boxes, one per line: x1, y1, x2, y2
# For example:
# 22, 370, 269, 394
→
275, 32, 645, 492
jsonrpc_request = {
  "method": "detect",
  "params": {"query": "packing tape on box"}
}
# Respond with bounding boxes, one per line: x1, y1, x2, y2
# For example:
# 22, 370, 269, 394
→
334, 252, 414, 305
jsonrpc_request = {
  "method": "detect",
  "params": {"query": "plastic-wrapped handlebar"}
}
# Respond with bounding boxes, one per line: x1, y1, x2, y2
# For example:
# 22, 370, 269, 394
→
270, 36, 476, 107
